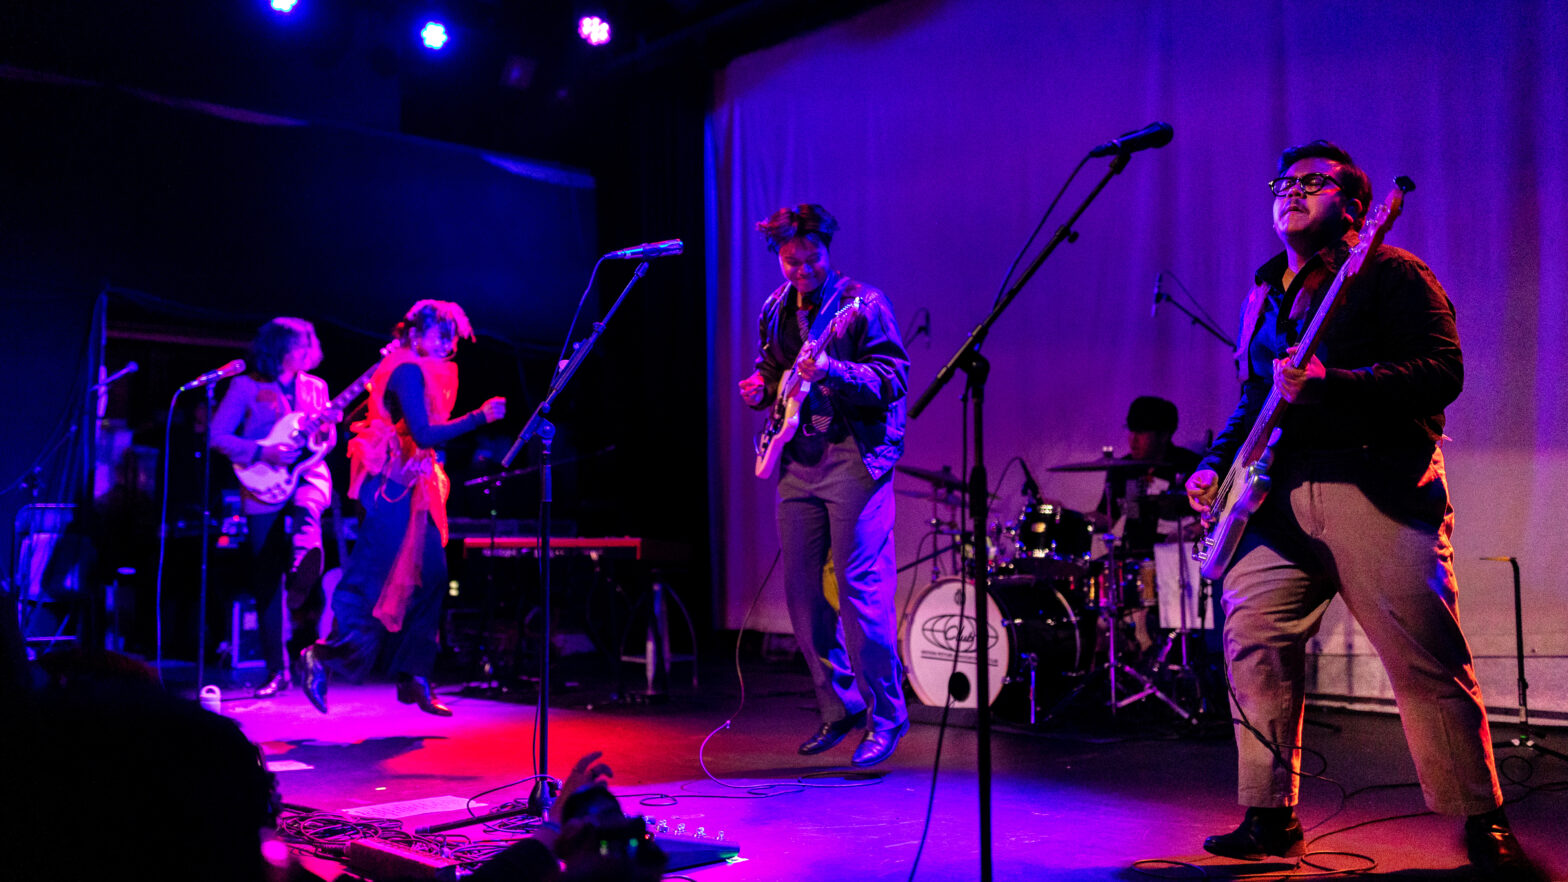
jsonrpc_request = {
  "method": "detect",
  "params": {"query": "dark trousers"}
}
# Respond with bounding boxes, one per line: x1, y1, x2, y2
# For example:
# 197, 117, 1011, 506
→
778, 436, 906, 733
246, 503, 324, 674
316, 474, 446, 682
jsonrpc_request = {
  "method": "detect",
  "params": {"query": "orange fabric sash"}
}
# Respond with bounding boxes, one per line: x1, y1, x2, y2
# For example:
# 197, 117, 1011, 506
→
346, 350, 458, 632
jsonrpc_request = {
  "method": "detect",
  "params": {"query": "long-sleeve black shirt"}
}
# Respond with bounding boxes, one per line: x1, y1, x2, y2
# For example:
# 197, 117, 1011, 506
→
1198, 235, 1463, 475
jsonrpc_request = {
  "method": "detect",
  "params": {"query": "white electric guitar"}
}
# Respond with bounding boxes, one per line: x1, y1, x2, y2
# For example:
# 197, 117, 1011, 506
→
754, 297, 865, 479
233, 341, 400, 504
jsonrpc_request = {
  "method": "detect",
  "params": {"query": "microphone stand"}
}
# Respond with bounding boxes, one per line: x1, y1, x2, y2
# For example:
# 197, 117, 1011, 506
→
910, 151, 1135, 882
501, 261, 652, 815
197, 383, 216, 697
1153, 285, 1232, 347
1482, 556, 1566, 762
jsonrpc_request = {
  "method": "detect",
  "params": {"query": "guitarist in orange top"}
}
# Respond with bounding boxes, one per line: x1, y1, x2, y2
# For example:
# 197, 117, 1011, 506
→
210, 317, 332, 698
1184, 142, 1532, 875
738, 204, 910, 767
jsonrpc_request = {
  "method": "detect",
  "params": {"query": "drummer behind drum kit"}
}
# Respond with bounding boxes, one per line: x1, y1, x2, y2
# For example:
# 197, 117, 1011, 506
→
897, 455, 1213, 726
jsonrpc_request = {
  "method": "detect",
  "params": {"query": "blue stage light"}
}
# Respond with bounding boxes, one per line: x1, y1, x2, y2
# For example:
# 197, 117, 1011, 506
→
420, 20, 449, 51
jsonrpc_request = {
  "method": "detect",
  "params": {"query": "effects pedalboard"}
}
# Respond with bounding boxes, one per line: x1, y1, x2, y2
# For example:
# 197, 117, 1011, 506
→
343, 822, 740, 879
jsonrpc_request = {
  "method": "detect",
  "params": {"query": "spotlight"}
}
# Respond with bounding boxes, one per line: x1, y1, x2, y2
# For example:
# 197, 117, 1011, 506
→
420, 20, 449, 51
270, 0, 298, 12
578, 15, 611, 46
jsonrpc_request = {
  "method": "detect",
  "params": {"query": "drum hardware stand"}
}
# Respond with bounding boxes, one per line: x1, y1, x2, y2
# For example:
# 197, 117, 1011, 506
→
1097, 532, 1195, 723
1090, 474, 1197, 722
1016, 652, 1040, 725
1143, 514, 1212, 719
911, 143, 1145, 882
1482, 556, 1567, 762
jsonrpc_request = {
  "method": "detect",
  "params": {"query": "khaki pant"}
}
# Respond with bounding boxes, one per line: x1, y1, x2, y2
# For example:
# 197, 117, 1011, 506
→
1220, 447, 1501, 815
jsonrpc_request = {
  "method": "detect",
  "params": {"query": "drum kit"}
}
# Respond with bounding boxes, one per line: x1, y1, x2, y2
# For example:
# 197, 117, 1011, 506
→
896, 456, 1214, 726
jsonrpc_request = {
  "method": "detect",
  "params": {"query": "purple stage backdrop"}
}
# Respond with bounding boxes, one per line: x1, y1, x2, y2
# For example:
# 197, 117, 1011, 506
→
708, 0, 1567, 712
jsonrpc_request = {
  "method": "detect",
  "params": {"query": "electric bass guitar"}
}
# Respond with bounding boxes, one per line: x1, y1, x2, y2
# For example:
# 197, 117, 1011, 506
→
754, 297, 865, 478
233, 341, 401, 504
1194, 176, 1416, 580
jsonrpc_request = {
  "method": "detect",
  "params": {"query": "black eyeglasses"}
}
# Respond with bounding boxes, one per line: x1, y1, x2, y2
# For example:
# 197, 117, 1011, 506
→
1268, 173, 1340, 197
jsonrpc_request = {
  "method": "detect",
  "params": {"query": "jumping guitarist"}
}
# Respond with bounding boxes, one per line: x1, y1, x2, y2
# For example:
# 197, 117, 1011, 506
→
1183, 141, 1534, 875
210, 317, 333, 698
737, 203, 911, 767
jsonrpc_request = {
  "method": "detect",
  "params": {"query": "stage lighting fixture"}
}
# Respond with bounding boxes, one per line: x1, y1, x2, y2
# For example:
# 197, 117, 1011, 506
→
420, 20, 450, 50
270, 0, 298, 12
578, 15, 611, 46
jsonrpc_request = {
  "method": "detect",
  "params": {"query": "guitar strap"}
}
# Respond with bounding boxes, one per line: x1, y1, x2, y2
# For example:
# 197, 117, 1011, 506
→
801, 272, 843, 348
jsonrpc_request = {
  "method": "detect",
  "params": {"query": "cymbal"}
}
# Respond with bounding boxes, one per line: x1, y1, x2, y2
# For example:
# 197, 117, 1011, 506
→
895, 487, 964, 503
895, 464, 967, 493
1046, 456, 1165, 472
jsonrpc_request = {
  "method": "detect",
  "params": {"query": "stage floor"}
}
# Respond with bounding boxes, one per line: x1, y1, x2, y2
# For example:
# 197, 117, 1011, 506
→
226, 662, 1568, 881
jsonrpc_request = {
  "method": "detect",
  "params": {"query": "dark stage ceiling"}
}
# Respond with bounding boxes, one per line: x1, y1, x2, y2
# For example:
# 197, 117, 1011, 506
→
6, 0, 890, 161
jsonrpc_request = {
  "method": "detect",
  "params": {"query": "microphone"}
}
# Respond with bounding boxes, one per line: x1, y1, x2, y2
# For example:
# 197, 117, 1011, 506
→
604, 239, 683, 260
1151, 271, 1163, 318
178, 359, 246, 392
1020, 461, 1043, 502
1088, 122, 1174, 158
91, 361, 139, 391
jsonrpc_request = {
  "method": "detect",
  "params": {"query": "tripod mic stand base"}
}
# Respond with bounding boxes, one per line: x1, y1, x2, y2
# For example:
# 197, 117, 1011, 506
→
1511, 732, 1568, 763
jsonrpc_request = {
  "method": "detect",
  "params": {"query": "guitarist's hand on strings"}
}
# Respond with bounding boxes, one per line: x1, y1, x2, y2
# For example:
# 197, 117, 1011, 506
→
258, 442, 301, 467
1273, 345, 1325, 404
738, 371, 768, 407
794, 352, 838, 384
1186, 469, 1219, 517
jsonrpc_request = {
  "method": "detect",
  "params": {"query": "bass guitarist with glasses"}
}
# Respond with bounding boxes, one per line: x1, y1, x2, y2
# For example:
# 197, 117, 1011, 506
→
738, 203, 911, 767
1183, 141, 1535, 876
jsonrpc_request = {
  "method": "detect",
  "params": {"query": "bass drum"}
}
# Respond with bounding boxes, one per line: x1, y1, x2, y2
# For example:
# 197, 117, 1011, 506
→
900, 576, 1095, 716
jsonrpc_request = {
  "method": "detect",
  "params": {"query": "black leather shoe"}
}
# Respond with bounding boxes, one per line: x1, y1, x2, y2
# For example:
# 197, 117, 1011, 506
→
797, 710, 867, 755
396, 676, 453, 716
1465, 811, 1544, 880
1203, 807, 1305, 861
851, 719, 910, 767
254, 670, 290, 699
300, 646, 329, 714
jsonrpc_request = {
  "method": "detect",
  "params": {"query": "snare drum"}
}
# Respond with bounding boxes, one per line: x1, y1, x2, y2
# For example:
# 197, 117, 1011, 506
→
899, 576, 1096, 717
